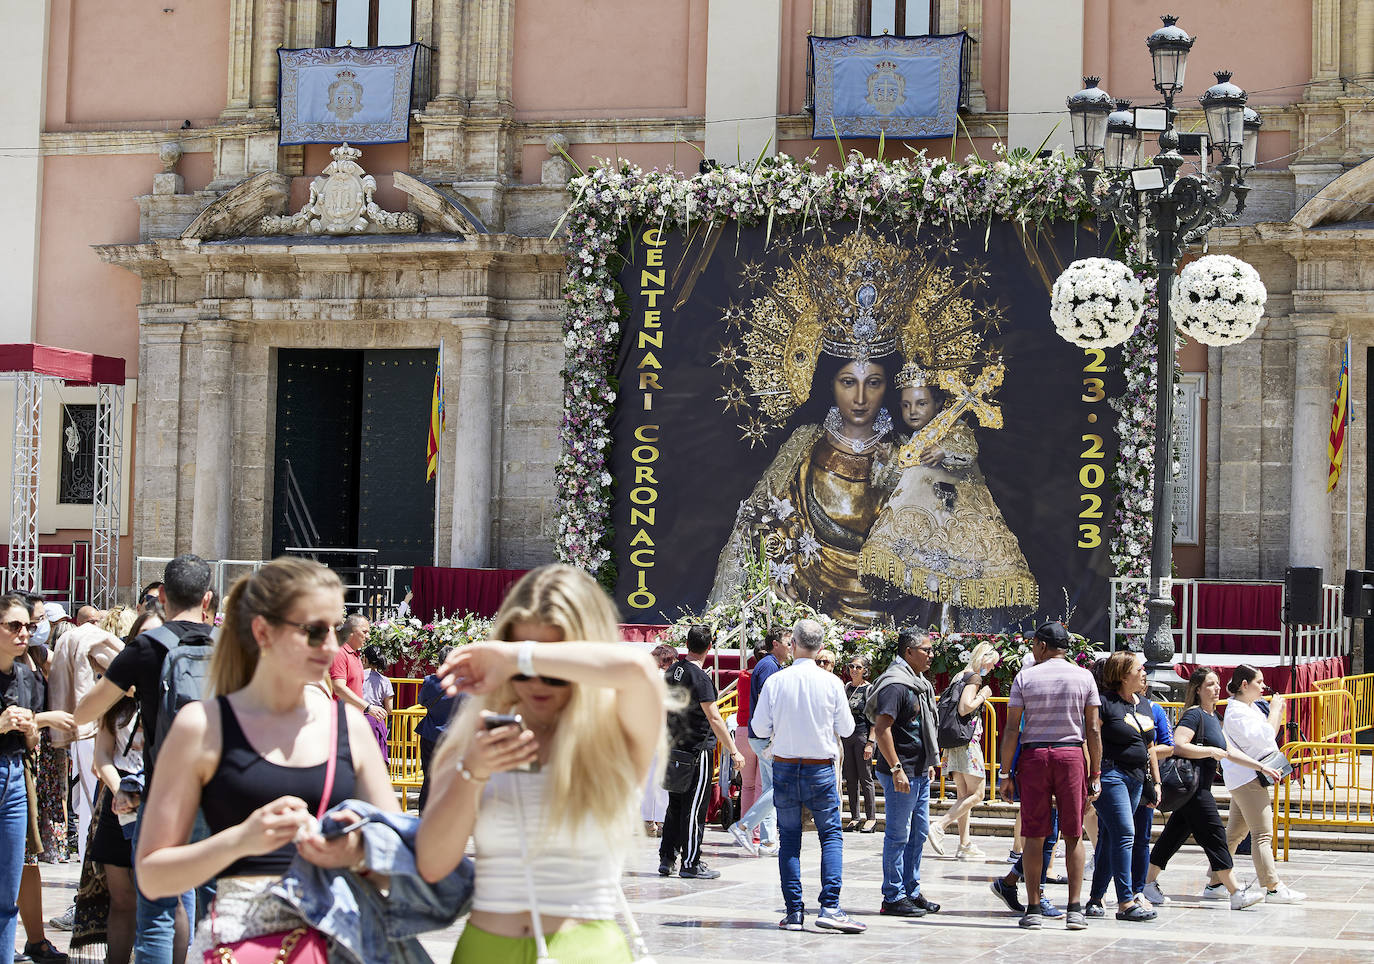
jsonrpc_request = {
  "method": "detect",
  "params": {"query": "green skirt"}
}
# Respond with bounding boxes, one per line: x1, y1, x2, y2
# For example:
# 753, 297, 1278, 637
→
452, 920, 632, 964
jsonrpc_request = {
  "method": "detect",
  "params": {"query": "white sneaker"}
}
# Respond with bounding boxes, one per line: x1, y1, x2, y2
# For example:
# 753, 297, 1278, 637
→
1231, 883, 1265, 910
1266, 883, 1306, 903
926, 822, 947, 856
1201, 883, 1230, 901
47, 904, 75, 931
727, 821, 759, 856
956, 841, 985, 860
758, 841, 780, 857
1141, 881, 1170, 905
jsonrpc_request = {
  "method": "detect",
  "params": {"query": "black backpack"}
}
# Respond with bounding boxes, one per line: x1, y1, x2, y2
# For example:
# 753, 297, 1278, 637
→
148, 625, 214, 769
936, 672, 979, 750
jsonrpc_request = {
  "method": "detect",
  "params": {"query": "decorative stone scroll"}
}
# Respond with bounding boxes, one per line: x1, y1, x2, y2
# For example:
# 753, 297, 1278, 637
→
261, 143, 419, 235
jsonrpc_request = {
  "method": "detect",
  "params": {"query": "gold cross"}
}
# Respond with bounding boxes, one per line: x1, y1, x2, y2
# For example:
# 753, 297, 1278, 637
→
896, 361, 1006, 468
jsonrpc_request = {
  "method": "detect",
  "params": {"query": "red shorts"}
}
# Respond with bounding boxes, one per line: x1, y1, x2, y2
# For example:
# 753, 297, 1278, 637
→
1016, 745, 1087, 838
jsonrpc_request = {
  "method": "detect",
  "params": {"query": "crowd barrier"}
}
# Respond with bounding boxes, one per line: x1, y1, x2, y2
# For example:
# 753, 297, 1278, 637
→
1272, 740, 1374, 861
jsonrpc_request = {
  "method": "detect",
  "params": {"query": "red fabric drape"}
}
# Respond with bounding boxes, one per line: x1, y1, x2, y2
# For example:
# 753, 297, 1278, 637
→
1174, 582, 1284, 656
0, 344, 125, 385
1174, 655, 1350, 695
619, 624, 672, 642
0, 544, 90, 595
409, 566, 529, 621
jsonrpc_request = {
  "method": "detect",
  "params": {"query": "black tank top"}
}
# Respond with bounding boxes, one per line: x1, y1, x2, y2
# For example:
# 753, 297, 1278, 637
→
202, 695, 356, 877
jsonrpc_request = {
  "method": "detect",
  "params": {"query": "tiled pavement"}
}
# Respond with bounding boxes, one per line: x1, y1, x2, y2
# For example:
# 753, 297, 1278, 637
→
23, 829, 1374, 963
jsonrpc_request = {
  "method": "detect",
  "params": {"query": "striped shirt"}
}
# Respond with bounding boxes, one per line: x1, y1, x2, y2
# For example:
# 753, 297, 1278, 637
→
1008, 657, 1099, 745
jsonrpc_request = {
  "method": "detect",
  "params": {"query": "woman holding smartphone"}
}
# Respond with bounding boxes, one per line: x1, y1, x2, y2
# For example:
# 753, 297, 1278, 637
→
417, 564, 665, 963
136, 558, 398, 956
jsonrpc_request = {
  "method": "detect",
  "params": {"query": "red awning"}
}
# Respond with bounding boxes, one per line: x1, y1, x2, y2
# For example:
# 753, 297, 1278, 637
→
0, 344, 126, 385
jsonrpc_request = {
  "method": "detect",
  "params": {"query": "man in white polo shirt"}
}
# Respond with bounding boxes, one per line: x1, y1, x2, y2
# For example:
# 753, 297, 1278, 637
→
750, 619, 865, 934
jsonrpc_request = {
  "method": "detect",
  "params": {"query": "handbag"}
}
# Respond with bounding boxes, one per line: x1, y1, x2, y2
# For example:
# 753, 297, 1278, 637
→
203, 703, 339, 964
660, 747, 699, 794
1156, 755, 1199, 812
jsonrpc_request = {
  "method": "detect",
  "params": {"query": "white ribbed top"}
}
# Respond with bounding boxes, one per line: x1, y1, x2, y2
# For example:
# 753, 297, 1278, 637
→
470, 769, 622, 919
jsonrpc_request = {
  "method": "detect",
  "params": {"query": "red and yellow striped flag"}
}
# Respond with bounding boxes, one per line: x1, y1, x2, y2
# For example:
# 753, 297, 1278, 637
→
426, 368, 444, 482
1328, 341, 1349, 492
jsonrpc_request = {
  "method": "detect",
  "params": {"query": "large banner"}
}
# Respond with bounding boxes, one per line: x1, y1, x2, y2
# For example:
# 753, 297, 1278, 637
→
278, 45, 418, 145
610, 222, 1120, 641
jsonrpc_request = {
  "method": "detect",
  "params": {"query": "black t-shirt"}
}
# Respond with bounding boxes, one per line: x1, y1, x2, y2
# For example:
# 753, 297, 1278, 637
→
0, 661, 44, 756
104, 620, 214, 777
1178, 705, 1225, 790
846, 682, 872, 741
1098, 690, 1153, 783
872, 682, 927, 774
665, 658, 717, 752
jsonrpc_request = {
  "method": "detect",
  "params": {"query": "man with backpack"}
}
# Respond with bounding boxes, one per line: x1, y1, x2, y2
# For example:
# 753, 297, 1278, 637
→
77, 553, 214, 964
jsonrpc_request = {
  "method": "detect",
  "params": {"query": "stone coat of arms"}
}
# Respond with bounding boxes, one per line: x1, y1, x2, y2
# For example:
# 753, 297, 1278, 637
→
260, 143, 418, 235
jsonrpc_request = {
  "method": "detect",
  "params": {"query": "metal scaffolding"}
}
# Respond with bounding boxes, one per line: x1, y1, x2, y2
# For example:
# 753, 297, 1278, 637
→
7, 373, 43, 595
91, 382, 125, 608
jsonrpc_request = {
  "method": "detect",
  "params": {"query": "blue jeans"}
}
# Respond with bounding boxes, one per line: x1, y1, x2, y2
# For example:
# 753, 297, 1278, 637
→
875, 770, 930, 904
1132, 802, 1154, 895
773, 760, 843, 915
131, 810, 207, 964
1, 755, 27, 964
1090, 765, 1143, 904
737, 737, 777, 845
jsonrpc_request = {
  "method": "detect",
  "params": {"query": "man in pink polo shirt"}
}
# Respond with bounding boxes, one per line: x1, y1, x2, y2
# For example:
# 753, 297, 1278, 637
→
998, 622, 1101, 932
329, 613, 370, 712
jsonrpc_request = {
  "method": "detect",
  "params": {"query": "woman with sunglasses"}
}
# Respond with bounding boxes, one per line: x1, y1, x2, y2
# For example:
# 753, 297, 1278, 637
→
135, 558, 398, 956
417, 564, 665, 963
1215, 664, 1304, 903
1, 595, 44, 964
840, 654, 876, 832
928, 641, 998, 859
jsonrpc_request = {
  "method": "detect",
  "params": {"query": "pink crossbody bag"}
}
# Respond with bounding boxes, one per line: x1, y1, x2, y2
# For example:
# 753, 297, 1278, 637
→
204, 702, 339, 964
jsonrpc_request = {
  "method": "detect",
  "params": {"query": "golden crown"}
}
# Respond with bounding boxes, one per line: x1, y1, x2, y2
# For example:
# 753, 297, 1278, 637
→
874, 60, 899, 71
894, 361, 930, 391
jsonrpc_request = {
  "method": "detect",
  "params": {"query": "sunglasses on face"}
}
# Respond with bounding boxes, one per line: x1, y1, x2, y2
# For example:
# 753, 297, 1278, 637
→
0, 620, 37, 635
272, 618, 346, 647
817, 660, 834, 667
511, 673, 571, 687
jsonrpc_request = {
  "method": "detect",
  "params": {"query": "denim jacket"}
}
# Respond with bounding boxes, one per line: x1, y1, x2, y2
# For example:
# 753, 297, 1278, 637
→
269, 800, 474, 964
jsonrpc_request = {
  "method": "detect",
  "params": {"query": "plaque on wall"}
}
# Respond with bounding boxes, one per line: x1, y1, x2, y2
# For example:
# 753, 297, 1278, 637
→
1172, 373, 1205, 545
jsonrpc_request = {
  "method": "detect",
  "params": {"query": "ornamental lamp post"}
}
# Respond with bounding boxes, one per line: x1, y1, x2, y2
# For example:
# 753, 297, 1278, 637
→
1065, 14, 1253, 697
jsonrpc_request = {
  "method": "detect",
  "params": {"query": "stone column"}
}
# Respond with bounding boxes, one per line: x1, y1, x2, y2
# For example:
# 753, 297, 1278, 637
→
471, 0, 514, 110
191, 322, 236, 559
435, 0, 464, 102
1289, 318, 1335, 572
251, 0, 286, 108
136, 321, 187, 558
1359, 0, 1374, 86
449, 319, 495, 567
225, 0, 255, 111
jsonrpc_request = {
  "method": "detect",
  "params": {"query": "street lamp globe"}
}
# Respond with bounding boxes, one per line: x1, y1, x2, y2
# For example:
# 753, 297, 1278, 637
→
1104, 100, 1142, 171
1241, 106, 1263, 171
1146, 14, 1194, 96
1200, 71, 1248, 159
1067, 76, 1114, 159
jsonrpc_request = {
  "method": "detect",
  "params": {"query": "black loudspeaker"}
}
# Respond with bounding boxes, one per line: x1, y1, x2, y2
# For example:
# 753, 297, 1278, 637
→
1285, 566, 1323, 624
1343, 569, 1374, 619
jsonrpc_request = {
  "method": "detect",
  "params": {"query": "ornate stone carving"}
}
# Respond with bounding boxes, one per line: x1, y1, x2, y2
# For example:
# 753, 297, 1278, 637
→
159, 141, 183, 173
541, 132, 572, 187
261, 143, 419, 235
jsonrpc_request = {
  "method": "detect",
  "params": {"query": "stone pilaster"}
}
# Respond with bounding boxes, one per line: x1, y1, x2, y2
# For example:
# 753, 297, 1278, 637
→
225, 0, 255, 112
450, 318, 495, 567
959, 0, 987, 113
251, 0, 286, 108
470, 0, 514, 113
1289, 318, 1336, 573
435, 0, 466, 102
191, 321, 236, 559
136, 322, 188, 559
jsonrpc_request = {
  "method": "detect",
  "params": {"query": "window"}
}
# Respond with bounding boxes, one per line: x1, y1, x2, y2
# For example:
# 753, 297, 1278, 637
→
333, 0, 412, 46
59, 404, 97, 505
862, 0, 936, 36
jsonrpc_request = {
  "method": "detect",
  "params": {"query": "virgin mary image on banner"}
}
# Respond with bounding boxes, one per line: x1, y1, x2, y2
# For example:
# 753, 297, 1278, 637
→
707, 232, 1036, 629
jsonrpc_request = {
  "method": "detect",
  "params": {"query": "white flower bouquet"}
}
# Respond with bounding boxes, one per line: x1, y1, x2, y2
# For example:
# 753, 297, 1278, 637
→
1050, 258, 1147, 348
1170, 254, 1266, 346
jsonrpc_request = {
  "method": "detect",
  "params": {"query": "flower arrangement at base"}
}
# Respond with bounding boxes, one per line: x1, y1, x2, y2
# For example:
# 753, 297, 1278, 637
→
368, 613, 493, 676
1050, 257, 1147, 348
1170, 254, 1266, 346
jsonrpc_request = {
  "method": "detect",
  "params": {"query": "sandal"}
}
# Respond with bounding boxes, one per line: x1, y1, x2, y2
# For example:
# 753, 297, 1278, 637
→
1115, 903, 1157, 922
861, 819, 878, 833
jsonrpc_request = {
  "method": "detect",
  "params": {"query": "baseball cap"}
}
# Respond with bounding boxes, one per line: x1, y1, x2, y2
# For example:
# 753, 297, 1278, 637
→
1033, 621, 1070, 649
43, 602, 71, 623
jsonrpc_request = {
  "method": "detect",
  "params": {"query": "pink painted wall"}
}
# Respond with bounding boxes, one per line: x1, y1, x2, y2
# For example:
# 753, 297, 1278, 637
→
545, 141, 706, 184
34, 155, 153, 373
1084, 2, 1308, 109
293, 143, 411, 213
47, 0, 231, 127
512, 0, 707, 119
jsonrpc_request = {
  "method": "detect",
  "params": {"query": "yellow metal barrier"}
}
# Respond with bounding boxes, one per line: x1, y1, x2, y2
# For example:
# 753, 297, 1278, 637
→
388, 706, 427, 809
1272, 739, 1374, 860
1315, 673, 1373, 736
1282, 688, 1357, 745
390, 676, 425, 709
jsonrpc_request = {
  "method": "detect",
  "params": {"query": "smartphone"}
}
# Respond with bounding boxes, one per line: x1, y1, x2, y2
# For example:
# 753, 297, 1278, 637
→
482, 712, 538, 772
321, 816, 371, 840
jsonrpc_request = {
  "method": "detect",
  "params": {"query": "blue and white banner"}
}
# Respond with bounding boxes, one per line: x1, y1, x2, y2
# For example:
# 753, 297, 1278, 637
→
279, 45, 418, 145
811, 33, 965, 139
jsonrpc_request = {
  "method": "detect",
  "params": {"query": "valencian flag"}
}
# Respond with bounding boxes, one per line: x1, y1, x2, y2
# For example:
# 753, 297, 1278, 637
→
1328, 340, 1350, 491
426, 367, 444, 482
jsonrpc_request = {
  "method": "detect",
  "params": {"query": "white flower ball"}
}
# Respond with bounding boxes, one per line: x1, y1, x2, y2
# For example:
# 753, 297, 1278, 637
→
1050, 258, 1146, 348
1171, 255, 1266, 346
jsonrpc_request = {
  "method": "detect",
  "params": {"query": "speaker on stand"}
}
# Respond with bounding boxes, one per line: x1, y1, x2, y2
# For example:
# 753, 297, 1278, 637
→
1284, 567, 1323, 692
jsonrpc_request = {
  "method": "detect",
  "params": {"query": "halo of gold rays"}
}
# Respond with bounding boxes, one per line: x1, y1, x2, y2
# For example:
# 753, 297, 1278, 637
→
717, 232, 999, 430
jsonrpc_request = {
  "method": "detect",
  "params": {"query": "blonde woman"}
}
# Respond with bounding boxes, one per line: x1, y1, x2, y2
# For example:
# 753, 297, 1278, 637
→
136, 558, 398, 956
928, 641, 997, 859
416, 564, 665, 963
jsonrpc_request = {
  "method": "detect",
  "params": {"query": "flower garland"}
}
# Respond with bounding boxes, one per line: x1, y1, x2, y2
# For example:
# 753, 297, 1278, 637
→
557, 147, 1092, 584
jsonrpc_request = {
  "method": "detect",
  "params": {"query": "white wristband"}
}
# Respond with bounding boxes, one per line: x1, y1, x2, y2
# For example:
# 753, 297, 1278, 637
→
517, 639, 537, 677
